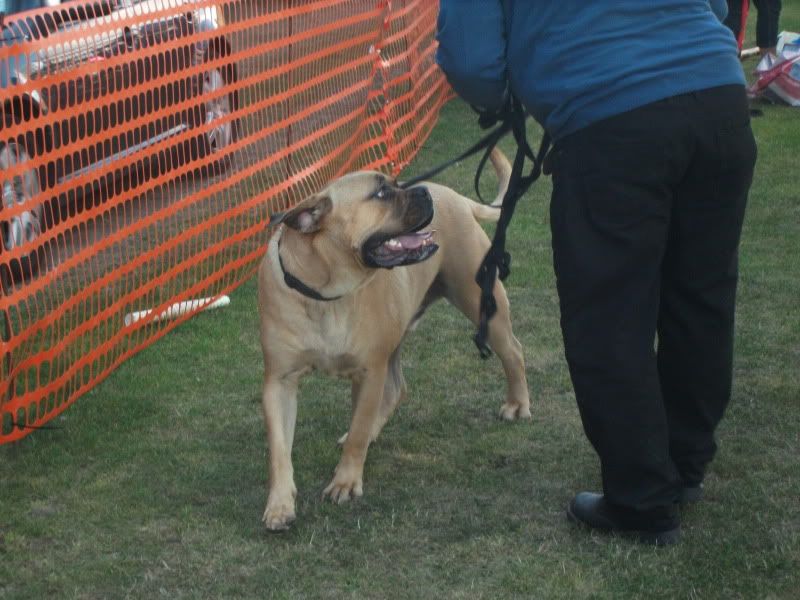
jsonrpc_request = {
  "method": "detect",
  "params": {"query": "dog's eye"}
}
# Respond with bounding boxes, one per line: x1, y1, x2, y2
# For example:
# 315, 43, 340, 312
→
373, 184, 391, 200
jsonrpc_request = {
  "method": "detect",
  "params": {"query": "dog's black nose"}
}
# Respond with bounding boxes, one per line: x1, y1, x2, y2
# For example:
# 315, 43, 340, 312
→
407, 185, 432, 202
403, 186, 434, 229
408, 186, 433, 209
407, 186, 433, 216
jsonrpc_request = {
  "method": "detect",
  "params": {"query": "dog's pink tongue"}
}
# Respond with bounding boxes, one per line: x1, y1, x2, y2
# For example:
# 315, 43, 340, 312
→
395, 231, 431, 249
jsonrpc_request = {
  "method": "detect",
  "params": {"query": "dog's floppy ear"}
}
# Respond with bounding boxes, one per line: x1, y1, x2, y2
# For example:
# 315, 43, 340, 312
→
282, 194, 332, 233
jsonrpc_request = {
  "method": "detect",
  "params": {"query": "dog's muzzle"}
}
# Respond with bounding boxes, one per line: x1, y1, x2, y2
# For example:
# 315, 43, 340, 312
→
362, 186, 438, 269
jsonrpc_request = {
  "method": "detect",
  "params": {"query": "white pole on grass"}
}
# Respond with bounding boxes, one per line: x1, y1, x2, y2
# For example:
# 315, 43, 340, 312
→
123, 295, 231, 327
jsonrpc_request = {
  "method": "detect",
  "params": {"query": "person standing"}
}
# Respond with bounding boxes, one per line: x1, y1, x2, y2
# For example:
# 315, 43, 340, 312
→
725, 0, 782, 55
436, 0, 757, 545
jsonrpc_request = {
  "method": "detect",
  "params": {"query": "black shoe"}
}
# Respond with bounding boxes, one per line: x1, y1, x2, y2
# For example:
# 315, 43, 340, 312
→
566, 492, 681, 546
678, 483, 704, 505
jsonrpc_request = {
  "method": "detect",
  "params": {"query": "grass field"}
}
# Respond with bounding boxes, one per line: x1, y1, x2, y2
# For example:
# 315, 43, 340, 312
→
2, 9, 799, 600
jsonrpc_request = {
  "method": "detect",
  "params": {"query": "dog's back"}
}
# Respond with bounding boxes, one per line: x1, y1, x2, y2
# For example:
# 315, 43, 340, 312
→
422, 146, 510, 229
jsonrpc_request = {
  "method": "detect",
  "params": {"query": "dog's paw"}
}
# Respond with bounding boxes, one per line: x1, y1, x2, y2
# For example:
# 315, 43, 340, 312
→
263, 504, 296, 532
499, 401, 532, 421
263, 490, 297, 532
322, 471, 363, 504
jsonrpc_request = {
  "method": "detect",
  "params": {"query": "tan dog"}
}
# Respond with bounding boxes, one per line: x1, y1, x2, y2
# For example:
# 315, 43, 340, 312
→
257, 149, 530, 531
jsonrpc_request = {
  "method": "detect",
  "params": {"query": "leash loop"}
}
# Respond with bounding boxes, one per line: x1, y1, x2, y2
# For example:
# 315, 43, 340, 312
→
473, 96, 550, 358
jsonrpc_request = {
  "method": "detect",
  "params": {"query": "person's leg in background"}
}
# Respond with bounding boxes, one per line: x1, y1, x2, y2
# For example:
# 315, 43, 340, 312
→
724, 0, 750, 51
752, 0, 782, 55
658, 85, 756, 496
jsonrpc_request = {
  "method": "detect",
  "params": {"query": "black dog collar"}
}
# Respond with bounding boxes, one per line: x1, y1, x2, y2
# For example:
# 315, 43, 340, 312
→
277, 244, 342, 302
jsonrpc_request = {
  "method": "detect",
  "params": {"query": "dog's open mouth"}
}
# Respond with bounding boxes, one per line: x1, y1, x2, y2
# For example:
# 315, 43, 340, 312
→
363, 227, 439, 268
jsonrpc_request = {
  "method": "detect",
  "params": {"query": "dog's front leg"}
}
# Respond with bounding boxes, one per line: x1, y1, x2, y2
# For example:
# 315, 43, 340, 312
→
262, 376, 299, 531
323, 363, 388, 504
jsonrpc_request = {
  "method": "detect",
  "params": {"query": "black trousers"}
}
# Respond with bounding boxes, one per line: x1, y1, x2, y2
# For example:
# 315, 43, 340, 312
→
724, 0, 782, 49
549, 85, 756, 520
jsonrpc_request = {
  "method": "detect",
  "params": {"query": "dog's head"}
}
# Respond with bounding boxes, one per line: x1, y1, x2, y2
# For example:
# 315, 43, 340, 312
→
280, 171, 438, 270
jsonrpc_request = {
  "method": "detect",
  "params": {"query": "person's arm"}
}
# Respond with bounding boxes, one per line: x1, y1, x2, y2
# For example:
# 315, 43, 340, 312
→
435, 0, 508, 113
710, 0, 729, 21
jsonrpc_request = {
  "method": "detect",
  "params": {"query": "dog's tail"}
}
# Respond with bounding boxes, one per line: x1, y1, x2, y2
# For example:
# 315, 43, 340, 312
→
467, 147, 512, 223
488, 147, 512, 208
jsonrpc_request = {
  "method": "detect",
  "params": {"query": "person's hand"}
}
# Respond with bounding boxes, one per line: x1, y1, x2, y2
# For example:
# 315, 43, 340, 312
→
471, 87, 511, 129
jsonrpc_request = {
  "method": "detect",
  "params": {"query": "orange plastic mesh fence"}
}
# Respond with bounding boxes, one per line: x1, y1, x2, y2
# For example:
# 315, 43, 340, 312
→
0, 0, 451, 443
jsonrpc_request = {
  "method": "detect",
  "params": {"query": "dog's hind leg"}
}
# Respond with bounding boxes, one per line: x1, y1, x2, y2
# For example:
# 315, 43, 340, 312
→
373, 344, 408, 438
338, 343, 407, 446
336, 380, 363, 446
262, 376, 299, 531
449, 280, 531, 421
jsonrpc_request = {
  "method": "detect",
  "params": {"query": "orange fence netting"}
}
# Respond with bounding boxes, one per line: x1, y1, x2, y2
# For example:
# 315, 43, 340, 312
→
0, 0, 452, 443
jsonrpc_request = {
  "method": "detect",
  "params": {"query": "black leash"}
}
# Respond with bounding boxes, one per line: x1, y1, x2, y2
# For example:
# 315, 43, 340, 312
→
401, 116, 513, 193
401, 96, 550, 358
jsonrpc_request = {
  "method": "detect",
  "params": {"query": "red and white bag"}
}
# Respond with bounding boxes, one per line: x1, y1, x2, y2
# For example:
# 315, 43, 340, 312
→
749, 32, 800, 107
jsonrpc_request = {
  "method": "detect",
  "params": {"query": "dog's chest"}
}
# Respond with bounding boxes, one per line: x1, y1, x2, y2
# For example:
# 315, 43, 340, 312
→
295, 310, 363, 377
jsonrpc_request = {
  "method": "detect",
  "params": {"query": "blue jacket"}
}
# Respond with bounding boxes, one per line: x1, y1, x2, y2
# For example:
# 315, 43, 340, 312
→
436, 0, 745, 141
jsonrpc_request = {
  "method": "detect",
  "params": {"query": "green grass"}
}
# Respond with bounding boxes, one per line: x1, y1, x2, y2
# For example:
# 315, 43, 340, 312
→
2, 10, 799, 599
